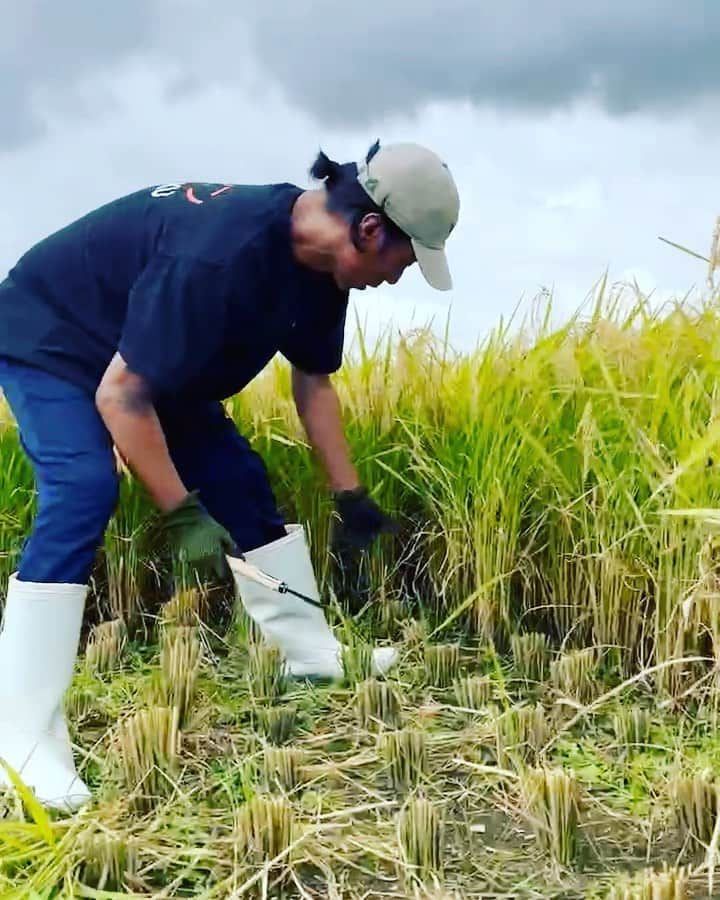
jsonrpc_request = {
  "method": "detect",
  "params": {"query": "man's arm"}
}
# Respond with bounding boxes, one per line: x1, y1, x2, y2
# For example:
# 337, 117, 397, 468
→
96, 352, 188, 512
291, 368, 360, 492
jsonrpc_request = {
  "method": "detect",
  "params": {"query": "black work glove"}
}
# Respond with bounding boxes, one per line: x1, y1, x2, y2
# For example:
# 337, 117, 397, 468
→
161, 491, 236, 584
330, 486, 398, 615
331, 486, 399, 553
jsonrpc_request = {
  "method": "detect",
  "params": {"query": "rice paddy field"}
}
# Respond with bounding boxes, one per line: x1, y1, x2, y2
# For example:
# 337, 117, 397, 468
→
5, 285, 720, 897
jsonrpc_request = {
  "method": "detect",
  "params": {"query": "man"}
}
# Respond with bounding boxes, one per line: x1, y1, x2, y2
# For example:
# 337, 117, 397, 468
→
0, 140, 460, 811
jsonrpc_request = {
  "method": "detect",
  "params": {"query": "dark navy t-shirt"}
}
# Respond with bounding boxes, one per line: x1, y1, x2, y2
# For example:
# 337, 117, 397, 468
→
0, 181, 349, 402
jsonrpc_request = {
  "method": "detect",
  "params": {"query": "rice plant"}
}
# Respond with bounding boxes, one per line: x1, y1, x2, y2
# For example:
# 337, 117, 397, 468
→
235, 794, 295, 869
520, 766, 580, 866
669, 769, 720, 846
355, 678, 402, 732
246, 641, 287, 701
398, 792, 444, 881
606, 864, 690, 900
341, 639, 374, 686
262, 746, 307, 792
612, 706, 651, 753
424, 643, 461, 688
157, 625, 202, 726
452, 674, 494, 711
378, 728, 428, 792
494, 703, 549, 768
550, 647, 599, 703
75, 829, 136, 891
256, 704, 299, 745
511, 631, 550, 683
109, 707, 181, 812
85, 619, 127, 674
161, 586, 206, 628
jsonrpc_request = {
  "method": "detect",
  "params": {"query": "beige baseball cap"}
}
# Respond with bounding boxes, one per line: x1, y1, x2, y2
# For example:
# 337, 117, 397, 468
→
356, 141, 460, 291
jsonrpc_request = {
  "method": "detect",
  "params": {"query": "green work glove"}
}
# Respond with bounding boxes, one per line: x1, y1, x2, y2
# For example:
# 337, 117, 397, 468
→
161, 492, 236, 584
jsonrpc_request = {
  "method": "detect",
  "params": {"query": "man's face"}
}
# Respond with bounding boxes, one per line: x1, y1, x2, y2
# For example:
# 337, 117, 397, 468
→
333, 214, 416, 291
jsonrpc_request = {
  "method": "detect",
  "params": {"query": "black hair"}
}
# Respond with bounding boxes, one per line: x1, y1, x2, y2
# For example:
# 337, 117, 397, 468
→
309, 140, 409, 251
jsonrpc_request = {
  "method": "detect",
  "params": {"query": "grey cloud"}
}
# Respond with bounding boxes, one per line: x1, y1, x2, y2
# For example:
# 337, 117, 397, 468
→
2, 0, 719, 148
0, 0, 150, 147
241, 1, 720, 123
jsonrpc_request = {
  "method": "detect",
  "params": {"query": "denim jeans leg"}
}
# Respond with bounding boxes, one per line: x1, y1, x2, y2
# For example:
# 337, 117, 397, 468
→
0, 359, 119, 584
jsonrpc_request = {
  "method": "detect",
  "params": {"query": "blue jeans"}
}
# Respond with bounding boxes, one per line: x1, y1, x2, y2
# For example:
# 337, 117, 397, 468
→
0, 358, 286, 584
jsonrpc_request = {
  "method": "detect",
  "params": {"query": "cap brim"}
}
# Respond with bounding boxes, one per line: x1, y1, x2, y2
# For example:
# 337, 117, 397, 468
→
411, 239, 453, 291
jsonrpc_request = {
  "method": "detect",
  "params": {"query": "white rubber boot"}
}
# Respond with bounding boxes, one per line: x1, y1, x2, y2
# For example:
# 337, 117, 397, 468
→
227, 525, 398, 680
0, 575, 91, 812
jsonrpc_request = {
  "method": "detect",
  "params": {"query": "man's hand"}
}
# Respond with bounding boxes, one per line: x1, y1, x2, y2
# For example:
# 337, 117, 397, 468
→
331, 486, 399, 553
162, 492, 237, 583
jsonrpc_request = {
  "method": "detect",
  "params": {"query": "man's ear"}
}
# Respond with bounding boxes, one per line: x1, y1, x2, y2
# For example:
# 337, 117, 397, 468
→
357, 213, 384, 251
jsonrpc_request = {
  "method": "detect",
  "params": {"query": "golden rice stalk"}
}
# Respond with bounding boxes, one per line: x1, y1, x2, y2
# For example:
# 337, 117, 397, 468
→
85, 620, 127, 674
495, 703, 549, 769
157, 626, 202, 727
452, 675, 494, 711
520, 766, 580, 866
607, 863, 690, 900
235, 794, 295, 867
424, 643, 461, 688
76, 829, 136, 891
398, 792, 444, 881
341, 640, 374, 686
612, 706, 651, 752
262, 746, 307, 792
161, 586, 206, 628
670, 769, 720, 846
378, 729, 428, 792
110, 707, 181, 813
511, 631, 550, 683
247, 642, 287, 701
257, 704, 298, 746
355, 678, 402, 732
550, 647, 598, 703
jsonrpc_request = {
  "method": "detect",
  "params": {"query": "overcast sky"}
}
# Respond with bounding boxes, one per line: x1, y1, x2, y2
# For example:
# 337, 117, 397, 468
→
2, 1, 719, 351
